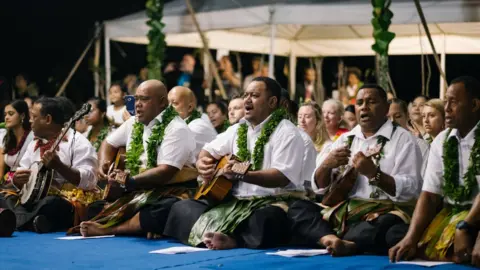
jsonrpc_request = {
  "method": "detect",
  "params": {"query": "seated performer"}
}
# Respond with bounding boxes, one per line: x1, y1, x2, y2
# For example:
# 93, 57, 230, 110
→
227, 95, 245, 125
390, 76, 480, 267
288, 84, 422, 256
0, 97, 98, 233
0, 100, 34, 183
80, 80, 196, 239
164, 77, 305, 250
168, 86, 217, 158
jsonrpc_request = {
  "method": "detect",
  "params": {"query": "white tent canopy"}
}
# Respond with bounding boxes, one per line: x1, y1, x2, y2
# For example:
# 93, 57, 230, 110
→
104, 0, 480, 99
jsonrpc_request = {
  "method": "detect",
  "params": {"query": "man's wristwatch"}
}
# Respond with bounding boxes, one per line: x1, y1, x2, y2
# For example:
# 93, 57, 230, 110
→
368, 166, 381, 186
456, 220, 479, 235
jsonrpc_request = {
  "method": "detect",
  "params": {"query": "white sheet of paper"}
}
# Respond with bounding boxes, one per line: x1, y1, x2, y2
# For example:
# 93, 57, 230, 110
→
396, 259, 454, 267
266, 249, 329, 257
149, 246, 209, 254
56, 235, 115, 240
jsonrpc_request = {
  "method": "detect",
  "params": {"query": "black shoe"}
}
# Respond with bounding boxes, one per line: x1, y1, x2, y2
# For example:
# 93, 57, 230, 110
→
33, 215, 52, 234
0, 208, 16, 237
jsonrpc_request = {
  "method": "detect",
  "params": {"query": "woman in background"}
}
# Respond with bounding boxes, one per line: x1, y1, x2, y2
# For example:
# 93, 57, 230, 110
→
422, 99, 445, 143
409, 95, 428, 137
322, 99, 349, 141
297, 101, 330, 153
343, 104, 357, 130
85, 97, 111, 152
0, 100, 34, 184
206, 101, 229, 134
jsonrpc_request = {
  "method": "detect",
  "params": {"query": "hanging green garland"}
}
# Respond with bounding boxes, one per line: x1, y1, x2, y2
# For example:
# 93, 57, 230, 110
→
442, 123, 480, 207
236, 109, 287, 171
146, 0, 166, 80
125, 106, 178, 176
87, 126, 110, 151
185, 110, 202, 124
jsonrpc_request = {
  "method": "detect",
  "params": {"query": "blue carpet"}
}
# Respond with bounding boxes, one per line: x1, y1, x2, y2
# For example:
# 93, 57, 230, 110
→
0, 232, 475, 270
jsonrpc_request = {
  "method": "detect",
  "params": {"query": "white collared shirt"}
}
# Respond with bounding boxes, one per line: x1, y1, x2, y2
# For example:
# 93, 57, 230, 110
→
203, 117, 305, 197
298, 129, 317, 187
107, 111, 196, 170
19, 129, 98, 190
423, 123, 480, 205
313, 120, 422, 202
187, 117, 217, 159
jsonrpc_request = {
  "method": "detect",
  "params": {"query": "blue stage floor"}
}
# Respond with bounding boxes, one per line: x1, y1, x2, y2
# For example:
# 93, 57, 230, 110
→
0, 232, 475, 270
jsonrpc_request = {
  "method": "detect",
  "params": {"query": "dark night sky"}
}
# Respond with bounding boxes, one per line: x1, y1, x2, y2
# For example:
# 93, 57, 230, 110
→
1, 0, 480, 105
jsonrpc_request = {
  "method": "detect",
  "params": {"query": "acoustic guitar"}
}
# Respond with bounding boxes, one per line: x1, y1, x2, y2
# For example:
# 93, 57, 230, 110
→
102, 147, 127, 202
194, 154, 251, 202
321, 145, 382, 207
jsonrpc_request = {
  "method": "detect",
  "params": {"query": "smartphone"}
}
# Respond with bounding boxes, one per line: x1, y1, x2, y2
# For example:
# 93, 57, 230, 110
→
124, 95, 136, 116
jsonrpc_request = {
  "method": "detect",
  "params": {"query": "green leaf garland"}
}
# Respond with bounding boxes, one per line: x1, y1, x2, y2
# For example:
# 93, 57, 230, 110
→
146, 0, 166, 80
87, 126, 110, 151
236, 109, 287, 171
125, 106, 178, 176
185, 110, 202, 124
442, 123, 480, 207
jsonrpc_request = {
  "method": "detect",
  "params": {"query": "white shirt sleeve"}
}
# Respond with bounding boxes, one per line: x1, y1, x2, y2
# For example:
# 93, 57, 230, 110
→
188, 119, 217, 158
157, 121, 195, 169
202, 125, 237, 160
18, 140, 35, 170
302, 136, 317, 183
106, 117, 132, 148
422, 132, 445, 196
388, 133, 423, 201
72, 133, 98, 190
270, 129, 305, 187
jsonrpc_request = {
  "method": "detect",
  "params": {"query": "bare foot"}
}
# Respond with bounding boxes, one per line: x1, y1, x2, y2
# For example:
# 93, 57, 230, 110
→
80, 221, 113, 237
202, 232, 237, 250
147, 232, 162, 240
320, 234, 357, 257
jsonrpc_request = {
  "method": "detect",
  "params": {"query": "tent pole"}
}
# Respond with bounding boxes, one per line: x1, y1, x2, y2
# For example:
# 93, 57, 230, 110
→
94, 22, 101, 98
439, 34, 446, 100
268, 7, 276, 78
55, 25, 102, 97
105, 28, 112, 105
289, 52, 296, 100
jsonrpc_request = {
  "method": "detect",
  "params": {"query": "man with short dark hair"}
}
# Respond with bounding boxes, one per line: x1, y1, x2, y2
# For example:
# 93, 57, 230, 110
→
0, 97, 98, 233
390, 76, 480, 267
288, 84, 422, 256
164, 77, 305, 249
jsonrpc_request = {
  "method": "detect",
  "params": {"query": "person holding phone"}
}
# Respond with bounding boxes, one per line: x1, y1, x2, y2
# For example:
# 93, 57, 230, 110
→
106, 83, 129, 127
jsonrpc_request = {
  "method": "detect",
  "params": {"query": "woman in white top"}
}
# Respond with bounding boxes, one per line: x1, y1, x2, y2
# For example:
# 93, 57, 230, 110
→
0, 100, 34, 184
106, 83, 129, 127
422, 99, 445, 143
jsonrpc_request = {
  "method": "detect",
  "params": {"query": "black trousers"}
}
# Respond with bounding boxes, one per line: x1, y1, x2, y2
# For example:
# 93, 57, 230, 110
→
287, 200, 409, 254
163, 199, 291, 249
0, 195, 74, 231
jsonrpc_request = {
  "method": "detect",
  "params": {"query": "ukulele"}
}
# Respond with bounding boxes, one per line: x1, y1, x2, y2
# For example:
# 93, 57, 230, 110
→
194, 154, 251, 202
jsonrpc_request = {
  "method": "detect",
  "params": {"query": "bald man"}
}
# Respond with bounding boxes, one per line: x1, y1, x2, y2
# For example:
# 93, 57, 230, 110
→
80, 80, 196, 239
169, 86, 217, 158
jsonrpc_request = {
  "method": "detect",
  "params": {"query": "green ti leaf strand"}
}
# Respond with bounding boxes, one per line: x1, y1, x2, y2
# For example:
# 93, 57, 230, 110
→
185, 110, 202, 125
442, 123, 480, 207
236, 109, 287, 171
